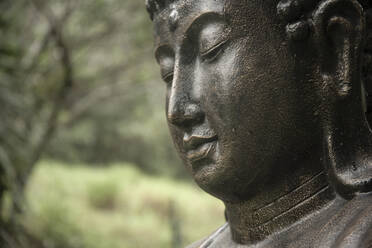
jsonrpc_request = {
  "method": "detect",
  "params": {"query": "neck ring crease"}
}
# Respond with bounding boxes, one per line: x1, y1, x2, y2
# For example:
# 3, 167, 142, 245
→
227, 171, 335, 244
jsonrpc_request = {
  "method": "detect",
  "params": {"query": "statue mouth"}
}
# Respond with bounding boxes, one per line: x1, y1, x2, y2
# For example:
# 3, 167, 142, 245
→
186, 141, 217, 164
183, 134, 218, 163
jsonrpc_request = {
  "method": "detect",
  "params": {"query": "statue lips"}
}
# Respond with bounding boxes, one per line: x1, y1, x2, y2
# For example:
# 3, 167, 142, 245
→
183, 134, 218, 165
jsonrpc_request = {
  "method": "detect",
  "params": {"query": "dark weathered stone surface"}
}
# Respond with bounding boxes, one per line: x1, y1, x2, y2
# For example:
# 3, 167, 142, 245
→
146, 0, 372, 247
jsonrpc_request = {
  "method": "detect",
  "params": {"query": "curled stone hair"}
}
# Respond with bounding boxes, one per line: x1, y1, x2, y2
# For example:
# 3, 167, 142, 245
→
145, 0, 177, 20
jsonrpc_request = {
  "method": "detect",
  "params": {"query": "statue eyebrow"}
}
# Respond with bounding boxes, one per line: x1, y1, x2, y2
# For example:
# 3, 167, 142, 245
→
154, 12, 225, 62
154, 44, 172, 64
183, 12, 225, 43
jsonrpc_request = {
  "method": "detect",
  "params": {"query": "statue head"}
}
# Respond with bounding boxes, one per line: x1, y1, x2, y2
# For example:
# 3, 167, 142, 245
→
146, 0, 372, 203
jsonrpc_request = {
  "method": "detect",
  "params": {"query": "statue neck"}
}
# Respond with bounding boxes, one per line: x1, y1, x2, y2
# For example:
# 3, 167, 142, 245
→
224, 170, 336, 244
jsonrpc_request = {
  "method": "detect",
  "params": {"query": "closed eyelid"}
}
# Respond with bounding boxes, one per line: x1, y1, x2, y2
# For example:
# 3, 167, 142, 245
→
200, 39, 228, 57
179, 13, 228, 63
154, 13, 227, 59
199, 26, 230, 55
154, 13, 228, 68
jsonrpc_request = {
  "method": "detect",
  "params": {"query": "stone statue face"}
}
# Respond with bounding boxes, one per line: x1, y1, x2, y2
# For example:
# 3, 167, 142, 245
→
153, 0, 323, 202
149, 0, 372, 246
150, 0, 372, 246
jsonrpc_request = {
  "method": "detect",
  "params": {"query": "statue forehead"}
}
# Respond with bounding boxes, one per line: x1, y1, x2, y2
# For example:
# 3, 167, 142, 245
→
153, 0, 225, 46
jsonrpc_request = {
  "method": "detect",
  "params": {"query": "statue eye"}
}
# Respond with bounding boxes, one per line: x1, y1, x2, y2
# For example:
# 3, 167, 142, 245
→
162, 71, 174, 85
200, 40, 227, 62
158, 55, 175, 85
198, 22, 229, 63
155, 45, 175, 85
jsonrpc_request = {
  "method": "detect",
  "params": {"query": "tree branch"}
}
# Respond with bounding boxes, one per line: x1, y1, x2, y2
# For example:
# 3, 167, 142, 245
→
25, 0, 74, 180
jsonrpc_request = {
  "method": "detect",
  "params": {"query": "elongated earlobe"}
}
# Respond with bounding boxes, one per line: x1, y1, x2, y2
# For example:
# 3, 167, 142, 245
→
312, 0, 372, 198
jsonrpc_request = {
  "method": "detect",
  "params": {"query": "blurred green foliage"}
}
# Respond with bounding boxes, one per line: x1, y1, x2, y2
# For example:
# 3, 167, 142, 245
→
87, 180, 118, 210
23, 161, 225, 248
0, 0, 217, 247
1, 0, 185, 191
39, 0, 184, 177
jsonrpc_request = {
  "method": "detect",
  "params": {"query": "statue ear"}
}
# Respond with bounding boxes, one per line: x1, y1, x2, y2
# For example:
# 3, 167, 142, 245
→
312, 1, 372, 198
312, 0, 365, 97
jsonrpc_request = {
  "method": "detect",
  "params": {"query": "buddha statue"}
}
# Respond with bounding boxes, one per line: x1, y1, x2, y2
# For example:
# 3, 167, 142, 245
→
145, 0, 372, 247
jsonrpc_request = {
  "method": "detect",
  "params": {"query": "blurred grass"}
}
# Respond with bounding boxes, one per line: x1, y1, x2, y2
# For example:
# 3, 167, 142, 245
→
23, 161, 225, 248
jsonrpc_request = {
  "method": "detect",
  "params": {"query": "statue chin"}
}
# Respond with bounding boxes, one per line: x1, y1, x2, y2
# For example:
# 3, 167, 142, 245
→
146, 0, 372, 247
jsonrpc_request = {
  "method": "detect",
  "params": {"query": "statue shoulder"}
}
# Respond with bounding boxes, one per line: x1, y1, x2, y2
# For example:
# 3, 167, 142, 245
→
336, 193, 372, 248
316, 193, 372, 248
185, 223, 231, 248
186, 239, 206, 248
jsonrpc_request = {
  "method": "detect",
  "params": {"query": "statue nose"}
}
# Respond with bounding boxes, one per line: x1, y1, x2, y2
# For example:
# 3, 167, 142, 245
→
167, 58, 204, 127
167, 101, 204, 127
